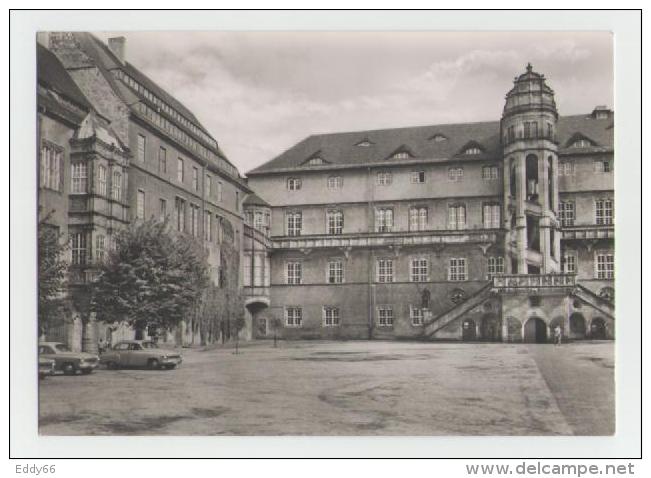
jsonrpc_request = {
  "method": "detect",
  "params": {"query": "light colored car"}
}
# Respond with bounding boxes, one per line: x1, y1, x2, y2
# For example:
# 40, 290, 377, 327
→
38, 342, 99, 375
100, 340, 182, 370
38, 357, 55, 379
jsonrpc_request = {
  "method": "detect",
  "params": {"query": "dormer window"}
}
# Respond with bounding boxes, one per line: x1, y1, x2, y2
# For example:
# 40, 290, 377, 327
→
388, 146, 414, 160
392, 151, 410, 159
429, 134, 448, 142
571, 139, 593, 148
464, 147, 482, 155
356, 139, 373, 147
306, 157, 325, 165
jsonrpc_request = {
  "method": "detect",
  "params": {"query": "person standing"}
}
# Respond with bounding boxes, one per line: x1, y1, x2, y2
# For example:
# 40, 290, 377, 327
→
554, 325, 562, 346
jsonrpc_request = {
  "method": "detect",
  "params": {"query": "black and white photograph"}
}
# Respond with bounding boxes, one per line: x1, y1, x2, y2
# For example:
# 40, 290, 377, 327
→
9, 7, 643, 465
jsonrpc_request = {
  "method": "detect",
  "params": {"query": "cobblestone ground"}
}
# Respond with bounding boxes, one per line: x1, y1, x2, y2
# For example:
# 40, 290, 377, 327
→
38, 340, 614, 436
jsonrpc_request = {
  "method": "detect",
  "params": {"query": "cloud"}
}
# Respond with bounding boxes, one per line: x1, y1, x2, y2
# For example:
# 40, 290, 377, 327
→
94, 31, 613, 173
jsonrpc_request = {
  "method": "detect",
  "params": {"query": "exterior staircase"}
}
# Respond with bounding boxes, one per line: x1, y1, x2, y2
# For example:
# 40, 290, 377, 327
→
571, 284, 615, 320
423, 283, 493, 338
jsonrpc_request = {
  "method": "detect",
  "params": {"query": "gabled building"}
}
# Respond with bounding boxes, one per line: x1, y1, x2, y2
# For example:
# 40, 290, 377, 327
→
246, 64, 615, 342
39, 33, 252, 348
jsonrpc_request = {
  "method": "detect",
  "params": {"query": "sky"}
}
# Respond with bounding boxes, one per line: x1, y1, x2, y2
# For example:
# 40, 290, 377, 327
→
95, 31, 613, 174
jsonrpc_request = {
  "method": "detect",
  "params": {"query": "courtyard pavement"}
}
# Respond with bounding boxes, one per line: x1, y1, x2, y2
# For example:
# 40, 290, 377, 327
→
38, 340, 614, 436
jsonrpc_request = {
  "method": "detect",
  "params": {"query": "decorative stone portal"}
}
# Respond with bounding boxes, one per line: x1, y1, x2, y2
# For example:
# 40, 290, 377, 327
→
524, 317, 548, 343
480, 314, 501, 342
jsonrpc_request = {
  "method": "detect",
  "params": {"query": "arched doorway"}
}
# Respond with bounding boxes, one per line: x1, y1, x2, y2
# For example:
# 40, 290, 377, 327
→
590, 317, 607, 340
480, 314, 501, 342
462, 318, 476, 341
524, 317, 548, 343
569, 312, 586, 338
245, 298, 270, 340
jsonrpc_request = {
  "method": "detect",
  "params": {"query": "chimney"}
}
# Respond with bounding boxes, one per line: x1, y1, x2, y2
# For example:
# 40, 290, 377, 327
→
108, 36, 126, 63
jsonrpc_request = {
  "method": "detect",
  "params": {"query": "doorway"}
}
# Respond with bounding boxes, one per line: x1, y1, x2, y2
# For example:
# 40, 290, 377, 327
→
524, 317, 548, 343
462, 319, 476, 341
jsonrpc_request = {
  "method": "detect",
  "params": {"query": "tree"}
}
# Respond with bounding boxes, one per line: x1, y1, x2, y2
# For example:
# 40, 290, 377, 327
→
38, 212, 68, 336
233, 316, 246, 354
92, 219, 209, 337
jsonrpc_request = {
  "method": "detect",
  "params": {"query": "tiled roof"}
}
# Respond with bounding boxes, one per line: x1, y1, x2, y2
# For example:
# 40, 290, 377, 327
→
243, 192, 271, 207
37, 43, 92, 111
247, 114, 614, 175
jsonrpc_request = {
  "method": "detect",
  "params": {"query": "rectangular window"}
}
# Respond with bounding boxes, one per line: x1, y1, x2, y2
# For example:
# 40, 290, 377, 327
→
71, 232, 87, 265
483, 204, 501, 229
410, 258, 428, 282
377, 171, 392, 185
205, 175, 211, 197
158, 147, 167, 173
204, 212, 212, 241
375, 208, 394, 232
137, 134, 146, 163
286, 212, 302, 236
216, 181, 223, 202
287, 177, 302, 191
136, 189, 145, 219
190, 204, 199, 237
327, 176, 343, 189
40, 142, 62, 191
559, 161, 575, 176
594, 160, 612, 173
192, 166, 199, 191
524, 121, 538, 138
448, 258, 467, 281
482, 165, 499, 180
448, 204, 466, 230
287, 262, 302, 285
448, 167, 464, 182
323, 307, 340, 327
285, 307, 303, 327
563, 253, 577, 274
559, 201, 575, 227
159, 198, 167, 222
487, 256, 504, 279
71, 162, 88, 194
175, 197, 186, 232
327, 210, 344, 235
97, 165, 107, 196
409, 207, 428, 231
177, 157, 184, 182
411, 171, 426, 184
596, 251, 614, 279
377, 306, 394, 327
111, 171, 122, 200
254, 211, 264, 231
377, 258, 394, 283
410, 306, 424, 326
327, 260, 344, 284
596, 198, 613, 225
95, 234, 105, 263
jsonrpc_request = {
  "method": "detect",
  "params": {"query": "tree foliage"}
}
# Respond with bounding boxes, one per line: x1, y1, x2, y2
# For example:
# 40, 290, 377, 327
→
93, 219, 210, 332
38, 212, 69, 333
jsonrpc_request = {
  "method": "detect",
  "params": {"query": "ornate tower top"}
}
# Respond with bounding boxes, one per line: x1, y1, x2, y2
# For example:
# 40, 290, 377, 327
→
502, 64, 558, 120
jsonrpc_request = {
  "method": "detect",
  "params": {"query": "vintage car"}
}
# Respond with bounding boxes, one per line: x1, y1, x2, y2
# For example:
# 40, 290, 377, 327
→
38, 342, 100, 375
38, 357, 55, 379
100, 340, 182, 370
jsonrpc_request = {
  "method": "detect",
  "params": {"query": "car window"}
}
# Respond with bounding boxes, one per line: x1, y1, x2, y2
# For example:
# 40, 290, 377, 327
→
114, 343, 130, 351
142, 342, 159, 349
38, 345, 52, 354
54, 344, 70, 352
130, 344, 143, 351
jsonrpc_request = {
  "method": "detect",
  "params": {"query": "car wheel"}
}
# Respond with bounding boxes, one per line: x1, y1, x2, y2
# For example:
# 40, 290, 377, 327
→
80, 369, 93, 375
62, 363, 76, 375
105, 361, 119, 370
148, 359, 160, 370
165, 364, 177, 370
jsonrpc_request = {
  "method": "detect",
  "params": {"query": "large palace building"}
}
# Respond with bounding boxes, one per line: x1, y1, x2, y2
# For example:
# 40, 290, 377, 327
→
245, 64, 615, 343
